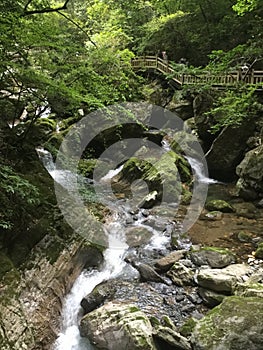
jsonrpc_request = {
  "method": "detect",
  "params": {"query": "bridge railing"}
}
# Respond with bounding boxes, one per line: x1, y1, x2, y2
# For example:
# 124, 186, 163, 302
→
131, 56, 263, 87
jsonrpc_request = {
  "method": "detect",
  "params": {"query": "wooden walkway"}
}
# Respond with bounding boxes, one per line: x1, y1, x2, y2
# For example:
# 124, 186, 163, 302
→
131, 56, 263, 88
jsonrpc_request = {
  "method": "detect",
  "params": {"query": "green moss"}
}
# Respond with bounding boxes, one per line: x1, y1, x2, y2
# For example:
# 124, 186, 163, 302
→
179, 317, 197, 337
255, 242, 263, 259
205, 199, 234, 213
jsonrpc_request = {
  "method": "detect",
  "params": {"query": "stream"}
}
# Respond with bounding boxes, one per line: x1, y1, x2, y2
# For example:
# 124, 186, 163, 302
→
37, 147, 216, 350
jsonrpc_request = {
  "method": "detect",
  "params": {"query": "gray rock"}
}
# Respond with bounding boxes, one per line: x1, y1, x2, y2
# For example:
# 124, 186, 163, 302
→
189, 246, 236, 268
167, 262, 194, 286
198, 287, 226, 307
236, 145, 263, 200
191, 296, 263, 350
125, 226, 153, 247
196, 264, 251, 293
127, 259, 170, 285
155, 250, 186, 272
80, 302, 156, 350
153, 325, 192, 350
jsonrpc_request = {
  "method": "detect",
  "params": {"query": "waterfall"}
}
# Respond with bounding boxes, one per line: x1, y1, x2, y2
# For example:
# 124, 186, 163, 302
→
186, 156, 218, 184
54, 231, 128, 350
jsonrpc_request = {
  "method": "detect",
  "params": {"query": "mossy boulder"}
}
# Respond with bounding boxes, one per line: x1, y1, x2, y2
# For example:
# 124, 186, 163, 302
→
205, 199, 234, 213
255, 242, 263, 259
191, 296, 263, 350
189, 246, 236, 268
114, 151, 191, 206
79, 301, 157, 350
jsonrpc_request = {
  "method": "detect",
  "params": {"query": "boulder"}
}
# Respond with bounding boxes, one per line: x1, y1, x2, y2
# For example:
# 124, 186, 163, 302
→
205, 121, 255, 181
125, 226, 153, 247
79, 302, 157, 350
126, 260, 170, 285
81, 280, 117, 314
167, 262, 194, 286
198, 287, 226, 307
236, 145, 263, 200
235, 282, 263, 298
255, 242, 263, 259
153, 325, 192, 350
189, 246, 236, 268
155, 250, 186, 272
205, 199, 234, 213
191, 296, 263, 350
196, 264, 251, 293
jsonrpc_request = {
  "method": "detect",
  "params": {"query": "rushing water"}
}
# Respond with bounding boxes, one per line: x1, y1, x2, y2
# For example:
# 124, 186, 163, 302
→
36, 146, 216, 350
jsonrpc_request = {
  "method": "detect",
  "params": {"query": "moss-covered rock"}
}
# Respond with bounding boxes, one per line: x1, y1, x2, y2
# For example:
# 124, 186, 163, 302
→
205, 199, 234, 213
79, 301, 157, 350
189, 246, 236, 268
191, 296, 263, 350
255, 242, 263, 259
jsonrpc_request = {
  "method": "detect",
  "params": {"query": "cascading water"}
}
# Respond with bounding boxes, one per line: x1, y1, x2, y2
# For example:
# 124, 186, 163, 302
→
36, 145, 216, 350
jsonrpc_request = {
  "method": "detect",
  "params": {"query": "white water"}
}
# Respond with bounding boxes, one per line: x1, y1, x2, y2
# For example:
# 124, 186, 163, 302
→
186, 156, 218, 184
36, 147, 216, 350
101, 164, 124, 181
54, 232, 128, 350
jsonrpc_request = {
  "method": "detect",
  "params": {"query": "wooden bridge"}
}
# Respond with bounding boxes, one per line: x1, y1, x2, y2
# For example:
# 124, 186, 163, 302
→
131, 56, 263, 89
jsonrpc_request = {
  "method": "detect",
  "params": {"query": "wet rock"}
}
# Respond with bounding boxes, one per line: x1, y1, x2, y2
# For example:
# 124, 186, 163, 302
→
81, 280, 117, 314
167, 262, 194, 286
125, 226, 153, 248
139, 191, 159, 209
127, 260, 170, 285
191, 296, 263, 350
198, 288, 226, 307
189, 246, 236, 268
79, 301, 157, 350
153, 325, 192, 350
155, 250, 186, 272
196, 263, 251, 293
205, 199, 234, 213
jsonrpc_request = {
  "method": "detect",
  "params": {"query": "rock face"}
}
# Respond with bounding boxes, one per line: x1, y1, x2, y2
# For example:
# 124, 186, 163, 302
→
0, 235, 103, 350
80, 302, 156, 350
236, 145, 263, 200
191, 296, 263, 350
205, 121, 255, 181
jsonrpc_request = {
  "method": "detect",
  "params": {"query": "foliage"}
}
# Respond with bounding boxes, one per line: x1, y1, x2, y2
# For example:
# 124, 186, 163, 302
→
0, 164, 40, 230
204, 88, 262, 133
232, 0, 259, 15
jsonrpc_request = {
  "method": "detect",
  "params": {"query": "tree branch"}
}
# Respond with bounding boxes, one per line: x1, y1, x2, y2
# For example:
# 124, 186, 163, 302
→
57, 11, 97, 48
23, 0, 71, 16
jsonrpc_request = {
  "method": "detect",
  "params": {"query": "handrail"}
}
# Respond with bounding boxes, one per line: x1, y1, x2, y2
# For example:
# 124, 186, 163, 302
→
131, 56, 263, 88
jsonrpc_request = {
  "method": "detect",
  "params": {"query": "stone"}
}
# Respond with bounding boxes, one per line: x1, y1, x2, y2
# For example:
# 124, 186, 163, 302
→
155, 250, 186, 272
205, 199, 234, 213
198, 288, 226, 307
235, 282, 263, 298
125, 226, 153, 247
81, 280, 117, 314
255, 242, 263, 259
191, 296, 263, 350
189, 246, 236, 268
205, 120, 255, 181
167, 262, 194, 286
200, 210, 223, 221
79, 302, 157, 350
125, 259, 169, 285
236, 145, 263, 200
153, 325, 192, 350
196, 264, 251, 293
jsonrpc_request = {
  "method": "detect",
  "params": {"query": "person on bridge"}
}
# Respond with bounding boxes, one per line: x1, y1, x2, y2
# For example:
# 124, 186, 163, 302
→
162, 51, 168, 61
